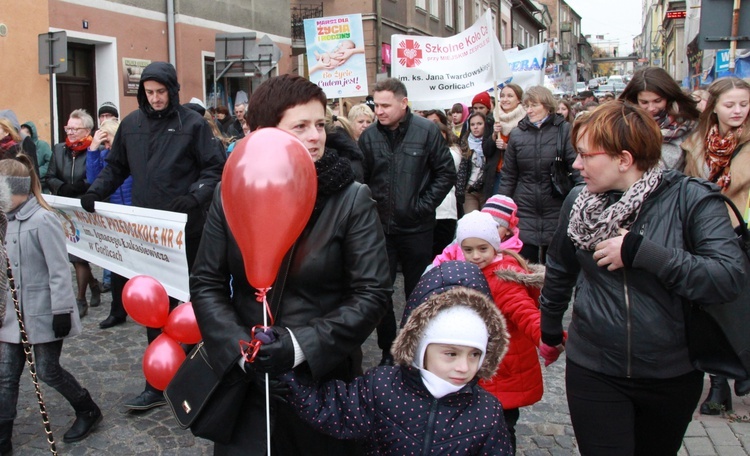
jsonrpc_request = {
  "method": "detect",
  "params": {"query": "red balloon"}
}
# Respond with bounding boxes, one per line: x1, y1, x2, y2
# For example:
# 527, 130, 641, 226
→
122, 275, 170, 328
222, 128, 317, 288
142, 334, 186, 391
163, 302, 202, 344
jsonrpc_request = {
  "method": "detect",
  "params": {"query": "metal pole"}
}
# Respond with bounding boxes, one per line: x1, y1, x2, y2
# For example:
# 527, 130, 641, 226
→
729, 0, 741, 73
48, 32, 55, 145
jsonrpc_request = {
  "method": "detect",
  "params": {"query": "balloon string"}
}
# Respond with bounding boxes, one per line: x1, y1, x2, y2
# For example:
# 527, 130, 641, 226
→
255, 287, 274, 327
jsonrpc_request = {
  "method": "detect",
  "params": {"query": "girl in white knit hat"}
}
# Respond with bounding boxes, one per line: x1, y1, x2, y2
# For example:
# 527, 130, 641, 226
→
455, 210, 564, 453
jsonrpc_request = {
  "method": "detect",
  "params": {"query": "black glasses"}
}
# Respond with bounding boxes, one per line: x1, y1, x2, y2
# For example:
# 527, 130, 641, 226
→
64, 127, 88, 134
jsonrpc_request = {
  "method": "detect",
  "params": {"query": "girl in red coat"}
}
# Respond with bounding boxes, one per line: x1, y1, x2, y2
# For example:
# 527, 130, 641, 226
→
454, 210, 564, 453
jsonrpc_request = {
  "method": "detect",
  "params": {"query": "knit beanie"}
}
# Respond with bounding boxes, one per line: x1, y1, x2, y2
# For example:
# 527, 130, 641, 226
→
415, 305, 489, 370
482, 195, 519, 230
471, 92, 492, 110
98, 102, 119, 119
456, 211, 501, 251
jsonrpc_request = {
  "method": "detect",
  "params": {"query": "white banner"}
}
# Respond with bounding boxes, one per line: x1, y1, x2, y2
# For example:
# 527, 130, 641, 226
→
503, 43, 547, 91
304, 14, 369, 98
391, 10, 512, 109
44, 195, 190, 301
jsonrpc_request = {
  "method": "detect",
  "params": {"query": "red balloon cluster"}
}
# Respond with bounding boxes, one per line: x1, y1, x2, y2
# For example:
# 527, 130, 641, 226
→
122, 276, 202, 390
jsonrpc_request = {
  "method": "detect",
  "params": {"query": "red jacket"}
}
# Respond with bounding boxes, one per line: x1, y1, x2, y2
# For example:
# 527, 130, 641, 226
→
479, 255, 545, 410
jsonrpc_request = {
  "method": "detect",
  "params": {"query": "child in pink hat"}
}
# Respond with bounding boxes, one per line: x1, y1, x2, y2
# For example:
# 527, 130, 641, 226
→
432, 194, 523, 267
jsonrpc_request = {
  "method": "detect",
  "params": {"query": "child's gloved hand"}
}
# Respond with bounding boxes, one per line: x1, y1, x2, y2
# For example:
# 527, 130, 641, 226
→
539, 343, 565, 367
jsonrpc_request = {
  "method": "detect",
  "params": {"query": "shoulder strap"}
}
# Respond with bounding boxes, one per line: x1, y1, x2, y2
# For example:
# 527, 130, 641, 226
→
555, 123, 565, 160
681, 177, 750, 253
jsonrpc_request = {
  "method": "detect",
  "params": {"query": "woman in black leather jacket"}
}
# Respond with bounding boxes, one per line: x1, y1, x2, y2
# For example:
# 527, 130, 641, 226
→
539, 101, 744, 455
189, 74, 391, 456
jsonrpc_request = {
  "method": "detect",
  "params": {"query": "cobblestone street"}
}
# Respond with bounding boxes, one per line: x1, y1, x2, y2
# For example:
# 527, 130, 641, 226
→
7, 266, 750, 454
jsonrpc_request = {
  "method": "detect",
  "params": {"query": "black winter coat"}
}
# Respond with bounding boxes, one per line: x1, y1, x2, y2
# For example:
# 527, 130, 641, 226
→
456, 128, 497, 204
189, 180, 391, 452
497, 114, 579, 247
44, 143, 89, 197
359, 110, 457, 235
87, 62, 226, 236
541, 171, 745, 379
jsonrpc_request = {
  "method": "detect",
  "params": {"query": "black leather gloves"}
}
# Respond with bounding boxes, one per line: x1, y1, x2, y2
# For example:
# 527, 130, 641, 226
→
254, 327, 295, 377
53, 313, 72, 338
168, 194, 199, 213
58, 182, 88, 197
80, 192, 99, 213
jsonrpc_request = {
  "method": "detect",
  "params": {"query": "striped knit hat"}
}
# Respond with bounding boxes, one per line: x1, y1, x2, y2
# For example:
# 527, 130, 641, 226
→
482, 195, 518, 230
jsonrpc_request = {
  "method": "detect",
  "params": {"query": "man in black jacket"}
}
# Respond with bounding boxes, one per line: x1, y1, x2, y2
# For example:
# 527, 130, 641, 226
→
358, 78, 456, 365
81, 61, 226, 410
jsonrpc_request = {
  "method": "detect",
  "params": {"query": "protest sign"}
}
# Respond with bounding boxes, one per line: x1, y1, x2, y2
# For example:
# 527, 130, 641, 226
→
44, 195, 189, 301
304, 14, 368, 98
503, 43, 546, 91
391, 10, 511, 109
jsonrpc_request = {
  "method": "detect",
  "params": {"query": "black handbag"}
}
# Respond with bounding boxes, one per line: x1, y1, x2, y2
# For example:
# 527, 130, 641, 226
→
164, 341, 250, 443
164, 243, 298, 443
679, 177, 750, 379
549, 124, 574, 198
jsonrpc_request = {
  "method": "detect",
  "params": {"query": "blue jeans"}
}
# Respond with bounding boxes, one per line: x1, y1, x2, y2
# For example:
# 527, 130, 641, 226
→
0, 341, 87, 421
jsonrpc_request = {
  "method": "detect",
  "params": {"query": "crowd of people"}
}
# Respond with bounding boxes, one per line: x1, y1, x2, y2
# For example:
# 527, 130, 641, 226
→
0, 63, 749, 456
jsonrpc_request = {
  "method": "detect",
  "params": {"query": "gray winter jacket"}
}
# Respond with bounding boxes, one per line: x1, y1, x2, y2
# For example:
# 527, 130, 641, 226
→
497, 114, 579, 247
0, 197, 81, 344
540, 171, 744, 379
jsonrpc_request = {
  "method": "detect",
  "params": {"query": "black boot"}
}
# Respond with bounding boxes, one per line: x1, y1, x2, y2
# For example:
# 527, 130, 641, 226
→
63, 389, 102, 443
700, 375, 732, 415
735, 378, 750, 397
0, 420, 12, 456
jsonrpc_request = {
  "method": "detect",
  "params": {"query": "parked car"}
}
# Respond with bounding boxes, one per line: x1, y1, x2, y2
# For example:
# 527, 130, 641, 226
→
576, 82, 587, 94
588, 79, 600, 90
613, 82, 627, 94
608, 75, 624, 86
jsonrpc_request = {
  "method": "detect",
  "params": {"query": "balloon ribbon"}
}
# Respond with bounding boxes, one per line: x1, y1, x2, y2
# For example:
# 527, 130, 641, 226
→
239, 287, 275, 363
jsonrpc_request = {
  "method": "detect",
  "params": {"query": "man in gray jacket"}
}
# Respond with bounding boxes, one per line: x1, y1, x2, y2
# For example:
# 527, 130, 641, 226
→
358, 78, 456, 365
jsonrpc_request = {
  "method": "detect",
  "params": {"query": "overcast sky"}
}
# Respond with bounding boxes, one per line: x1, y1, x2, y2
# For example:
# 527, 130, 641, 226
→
564, 0, 644, 54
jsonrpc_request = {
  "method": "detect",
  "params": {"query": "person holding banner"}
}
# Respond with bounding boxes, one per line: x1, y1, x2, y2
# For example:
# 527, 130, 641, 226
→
190, 74, 391, 455
81, 61, 226, 411
85, 119, 131, 330
490, 84, 526, 198
497, 86, 579, 264
359, 78, 457, 367
43, 109, 102, 318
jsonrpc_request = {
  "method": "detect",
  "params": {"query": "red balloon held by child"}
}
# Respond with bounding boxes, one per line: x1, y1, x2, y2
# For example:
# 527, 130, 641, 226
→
221, 128, 317, 289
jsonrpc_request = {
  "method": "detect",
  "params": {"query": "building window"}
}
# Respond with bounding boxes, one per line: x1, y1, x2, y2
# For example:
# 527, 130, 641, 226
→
416, 0, 426, 10
445, 0, 454, 27
430, 0, 438, 16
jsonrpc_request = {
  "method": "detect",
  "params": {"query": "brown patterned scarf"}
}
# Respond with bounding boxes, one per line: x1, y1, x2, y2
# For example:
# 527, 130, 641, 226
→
706, 124, 741, 189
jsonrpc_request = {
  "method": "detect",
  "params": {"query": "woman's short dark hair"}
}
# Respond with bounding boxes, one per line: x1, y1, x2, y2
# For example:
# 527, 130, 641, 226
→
571, 100, 662, 171
246, 74, 327, 131
618, 67, 700, 121
215, 106, 230, 116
